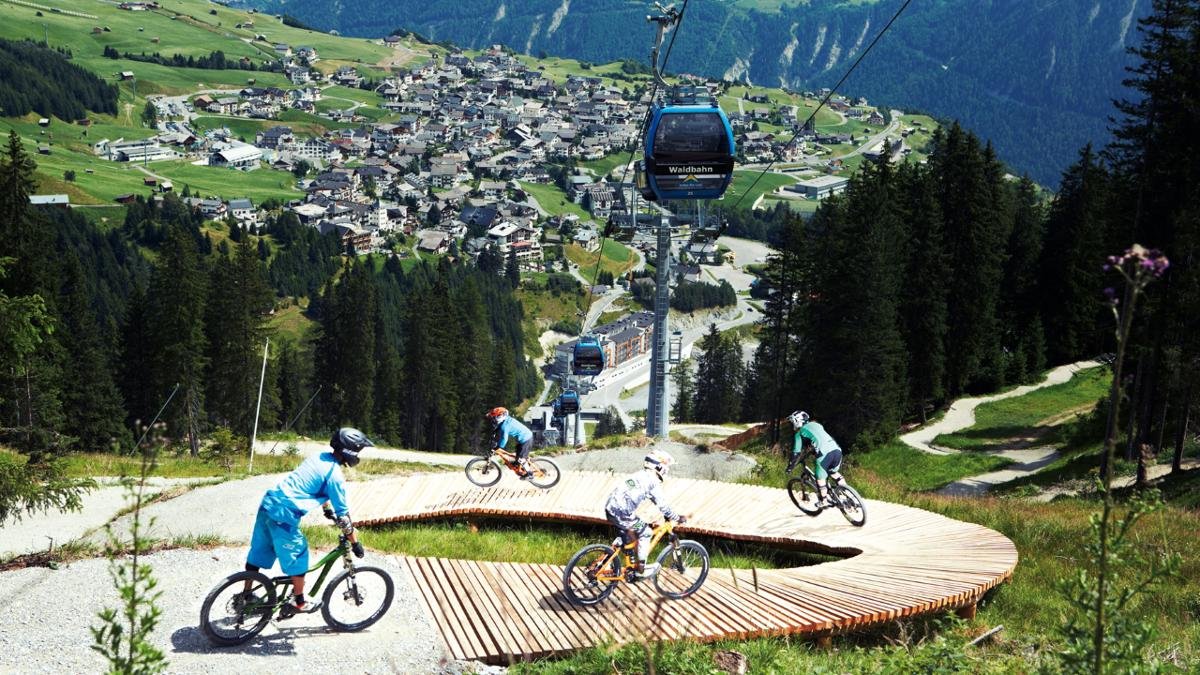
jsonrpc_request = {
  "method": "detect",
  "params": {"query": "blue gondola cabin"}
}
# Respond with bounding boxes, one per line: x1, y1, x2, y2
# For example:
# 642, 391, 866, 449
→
572, 336, 606, 377
642, 103, 736, 201
558, 390, 581, 416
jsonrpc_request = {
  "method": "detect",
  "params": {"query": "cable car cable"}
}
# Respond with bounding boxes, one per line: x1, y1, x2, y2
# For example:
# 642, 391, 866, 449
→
582, 0, 690, 324
722, 0, 914, 220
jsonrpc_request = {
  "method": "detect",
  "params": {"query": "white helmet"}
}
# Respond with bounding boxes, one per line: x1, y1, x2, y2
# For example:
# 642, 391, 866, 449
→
644, 449, 675, 480
789, 410, 810, 429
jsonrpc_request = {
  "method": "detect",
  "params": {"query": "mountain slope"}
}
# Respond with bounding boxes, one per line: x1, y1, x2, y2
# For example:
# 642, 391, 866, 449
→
240, 0, 1149, 185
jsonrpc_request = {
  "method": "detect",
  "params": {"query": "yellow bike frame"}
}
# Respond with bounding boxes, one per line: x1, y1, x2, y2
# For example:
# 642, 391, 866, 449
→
592, 520, 678, 583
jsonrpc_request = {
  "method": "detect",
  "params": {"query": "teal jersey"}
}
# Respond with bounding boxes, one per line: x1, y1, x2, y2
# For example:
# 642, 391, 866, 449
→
793, 421, 840, 459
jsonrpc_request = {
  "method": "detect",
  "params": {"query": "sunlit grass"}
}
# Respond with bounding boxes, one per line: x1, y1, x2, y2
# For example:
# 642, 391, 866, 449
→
934, 367, 1110, 451
307, 517, 836, 570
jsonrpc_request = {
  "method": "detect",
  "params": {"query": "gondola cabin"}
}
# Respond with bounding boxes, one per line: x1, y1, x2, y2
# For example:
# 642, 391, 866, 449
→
572, 336, 606, 377
642, 103, 736, 201
558, 390, 581, 416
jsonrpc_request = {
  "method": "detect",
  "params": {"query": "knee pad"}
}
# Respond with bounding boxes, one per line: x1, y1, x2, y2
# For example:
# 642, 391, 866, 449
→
245, 563, 260, 573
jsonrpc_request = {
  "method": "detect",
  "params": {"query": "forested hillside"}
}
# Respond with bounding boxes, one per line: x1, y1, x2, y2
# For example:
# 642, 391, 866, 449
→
240, 0, 1148, 185
0, 38, 118, 119
736, 0, 1200, 490
0, 129, 537, 460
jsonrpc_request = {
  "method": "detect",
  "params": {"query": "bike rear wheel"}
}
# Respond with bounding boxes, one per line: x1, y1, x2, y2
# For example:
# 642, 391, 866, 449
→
321, 566, 395, 631
465, 457, 502, 487
653, 540, 710, 599
562, 543, 620, 606
787, 473, 822, 516
199, 570, 277, 647
833, 483, 867, 527
526, 457, 561, 489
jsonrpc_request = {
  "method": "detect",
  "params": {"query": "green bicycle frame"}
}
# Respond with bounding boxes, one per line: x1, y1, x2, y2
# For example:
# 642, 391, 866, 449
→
270, 536, 351, 599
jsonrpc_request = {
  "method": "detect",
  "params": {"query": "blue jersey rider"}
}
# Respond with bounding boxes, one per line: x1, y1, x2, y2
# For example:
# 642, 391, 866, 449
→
486, 406, 535, 479
604, 449, 686, 580
243, 427, 372, 617
787, 411, 845, 506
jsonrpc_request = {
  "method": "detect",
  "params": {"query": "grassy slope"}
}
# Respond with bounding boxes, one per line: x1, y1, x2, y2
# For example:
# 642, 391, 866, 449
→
517, 180, 591, 220
933, 367, 1110, 451
0, 0, 429, 202
565, 239, 636, 279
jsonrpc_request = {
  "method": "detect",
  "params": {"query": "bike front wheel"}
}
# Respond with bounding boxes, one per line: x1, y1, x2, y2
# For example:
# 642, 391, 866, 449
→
465, 457, 502, 487
653, 540, 710, 599
833, 483, 867, 527
321, 566, 395, 632
199, 570, 277, 647
787, 473, 823, 516
526, 457, 561, 489
562, 543, 620, 606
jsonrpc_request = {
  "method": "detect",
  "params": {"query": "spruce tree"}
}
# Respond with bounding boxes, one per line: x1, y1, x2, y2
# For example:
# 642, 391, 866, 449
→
145, 223, 208, 453
897, 162, 949, 420
670, 358, 695, 423
931, 124, 1011, 395
799, 161, 908, 447
57, 254, 128, 451
204, 238, 273, 436
1040, 145, 1110, 364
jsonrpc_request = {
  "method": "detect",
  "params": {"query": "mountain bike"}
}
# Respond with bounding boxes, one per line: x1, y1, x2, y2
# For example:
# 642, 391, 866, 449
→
465, 446, 561, 489
786, 449, 867, 527
562, 519, 709, 606
199, 521, 394, 646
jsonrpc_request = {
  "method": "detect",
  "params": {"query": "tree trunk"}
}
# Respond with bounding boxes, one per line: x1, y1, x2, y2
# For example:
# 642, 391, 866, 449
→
1173, 383, 1193, 474
1124, 357, 1143, 462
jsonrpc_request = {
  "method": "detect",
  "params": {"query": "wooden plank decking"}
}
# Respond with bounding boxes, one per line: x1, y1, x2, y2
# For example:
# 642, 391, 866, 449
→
349, 472, 1017, 665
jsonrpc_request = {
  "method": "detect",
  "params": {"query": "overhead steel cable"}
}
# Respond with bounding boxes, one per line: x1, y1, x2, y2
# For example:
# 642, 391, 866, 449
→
724, 0, 915, 218
582, 0, 690, 325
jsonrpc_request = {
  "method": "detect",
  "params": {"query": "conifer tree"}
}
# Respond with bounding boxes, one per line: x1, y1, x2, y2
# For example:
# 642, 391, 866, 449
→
896, 163, 949, 420
1002, 176, 1048, 382
57, 254, 128, 451
1040, 145, 1110, 364
799, 161, 907, 447
145, 223, 208, 454
205, 238, 274, 436
930, 124, 1011, 395
671, 358, 695, 423
118, 282, 155, 429
314, 261, 376, 431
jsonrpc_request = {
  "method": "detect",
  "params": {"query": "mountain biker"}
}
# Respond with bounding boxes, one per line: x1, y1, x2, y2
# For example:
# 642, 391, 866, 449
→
786, 410, 845, 506
243, 427, 372, 617
486, 406, 534, 479
604, 449, 686, 580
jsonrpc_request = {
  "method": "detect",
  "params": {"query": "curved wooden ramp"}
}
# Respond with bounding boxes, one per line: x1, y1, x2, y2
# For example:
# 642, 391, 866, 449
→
349, 472, 1017, 665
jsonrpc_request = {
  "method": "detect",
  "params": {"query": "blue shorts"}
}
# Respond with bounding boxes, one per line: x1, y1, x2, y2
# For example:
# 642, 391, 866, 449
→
247, 506, 309, 576
816, 449, 843, 479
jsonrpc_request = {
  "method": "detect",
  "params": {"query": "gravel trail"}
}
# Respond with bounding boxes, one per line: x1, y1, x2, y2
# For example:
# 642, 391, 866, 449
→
0, 547, 444, 674
552, 441, 757, 482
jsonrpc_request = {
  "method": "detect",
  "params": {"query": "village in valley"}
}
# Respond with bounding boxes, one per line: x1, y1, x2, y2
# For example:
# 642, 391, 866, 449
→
14, 0, 931, 267
5, 0, 936, 437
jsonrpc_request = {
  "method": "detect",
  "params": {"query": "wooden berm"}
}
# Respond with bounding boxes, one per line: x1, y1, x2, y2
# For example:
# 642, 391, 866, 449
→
349, 472, 1017, 665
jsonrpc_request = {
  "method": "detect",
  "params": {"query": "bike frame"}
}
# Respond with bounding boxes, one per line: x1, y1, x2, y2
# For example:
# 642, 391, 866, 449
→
488, 447, 548, 478
267, 535, 353, 603
592, 520, 678, 583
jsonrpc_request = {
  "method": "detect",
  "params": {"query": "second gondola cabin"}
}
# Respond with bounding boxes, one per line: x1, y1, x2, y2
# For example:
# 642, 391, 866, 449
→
572, 336, 606, 377
641, 101, 736, 201
558, 390, 581, 416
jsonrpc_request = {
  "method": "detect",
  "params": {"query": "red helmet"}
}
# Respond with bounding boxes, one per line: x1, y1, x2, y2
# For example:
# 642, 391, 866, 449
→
486, 407, 509, 426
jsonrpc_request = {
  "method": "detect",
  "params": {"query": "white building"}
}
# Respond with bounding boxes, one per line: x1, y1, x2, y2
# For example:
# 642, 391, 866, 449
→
210, 144, 263, 170
788, 175, 849, 200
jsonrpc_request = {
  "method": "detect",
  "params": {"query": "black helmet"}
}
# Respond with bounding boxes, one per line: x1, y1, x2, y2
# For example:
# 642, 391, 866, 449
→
330, 427, 373, 467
